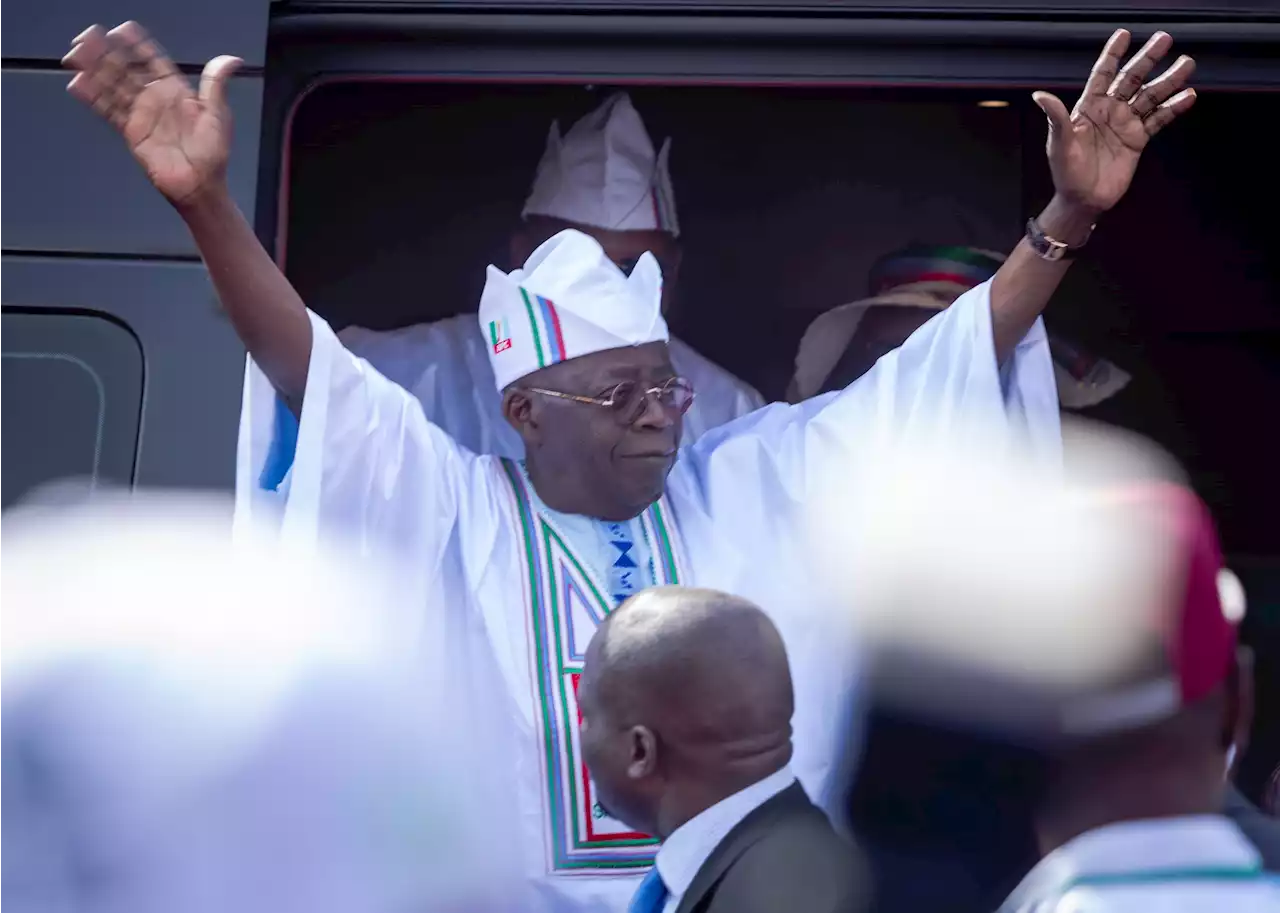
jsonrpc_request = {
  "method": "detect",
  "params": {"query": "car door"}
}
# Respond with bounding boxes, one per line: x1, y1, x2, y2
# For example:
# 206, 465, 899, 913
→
2, 0, 273, 506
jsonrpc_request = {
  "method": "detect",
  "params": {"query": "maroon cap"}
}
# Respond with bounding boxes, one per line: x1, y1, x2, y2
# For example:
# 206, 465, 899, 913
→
1166, 486, 1240, 706
1062, 484, 1244, 735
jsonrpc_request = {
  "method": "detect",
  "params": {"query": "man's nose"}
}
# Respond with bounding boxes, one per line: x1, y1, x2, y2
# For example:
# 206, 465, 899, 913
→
633, 392, 676, 431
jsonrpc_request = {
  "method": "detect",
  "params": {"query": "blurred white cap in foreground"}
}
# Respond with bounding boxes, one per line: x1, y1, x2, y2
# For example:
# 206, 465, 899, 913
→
2, 490, 527, 913
805, 417, 1193, 738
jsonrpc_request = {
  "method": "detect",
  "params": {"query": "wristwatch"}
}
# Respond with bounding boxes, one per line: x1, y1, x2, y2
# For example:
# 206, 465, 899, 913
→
1025, 216, 1094, 262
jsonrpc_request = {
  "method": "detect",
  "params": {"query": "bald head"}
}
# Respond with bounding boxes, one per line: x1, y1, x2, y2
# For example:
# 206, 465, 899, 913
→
592, 586, 793, 740
578, 587, 794, 838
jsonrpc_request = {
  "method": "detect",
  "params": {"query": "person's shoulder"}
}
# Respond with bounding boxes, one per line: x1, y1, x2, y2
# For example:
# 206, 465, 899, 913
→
340, 314, 480, 349
1224, 785, 1280, 872
668, 336, 764, 408
711, 806, 867, 913
1036, 877, 1280, 913
338, 315, 491, 392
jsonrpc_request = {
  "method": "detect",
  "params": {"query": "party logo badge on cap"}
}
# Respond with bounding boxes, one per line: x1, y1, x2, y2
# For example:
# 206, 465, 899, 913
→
489, 318, 512, 354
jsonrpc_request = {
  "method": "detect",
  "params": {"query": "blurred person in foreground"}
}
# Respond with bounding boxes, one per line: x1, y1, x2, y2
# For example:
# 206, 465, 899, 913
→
64, 20, 1195, 911
998, 484, 1274, 912
578, 587, 866, 913
807, 423, 1275, 913
341, 91, 766, 456
1, 490, 526, 913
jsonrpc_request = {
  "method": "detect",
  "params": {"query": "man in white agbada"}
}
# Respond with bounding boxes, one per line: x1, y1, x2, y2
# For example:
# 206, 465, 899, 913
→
339, 92, 765, 457
64, 20, 1197, 913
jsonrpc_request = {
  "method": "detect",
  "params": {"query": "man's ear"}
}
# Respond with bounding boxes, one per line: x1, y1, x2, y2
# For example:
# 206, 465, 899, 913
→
626, 725, 659, 781
502, 388, 538, 440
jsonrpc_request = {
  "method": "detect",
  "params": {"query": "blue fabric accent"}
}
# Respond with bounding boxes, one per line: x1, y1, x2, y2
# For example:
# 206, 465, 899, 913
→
612, 540, 638, 568
601, 520, 647, 607
259, 397, 300, 492
627, 867, 668, 913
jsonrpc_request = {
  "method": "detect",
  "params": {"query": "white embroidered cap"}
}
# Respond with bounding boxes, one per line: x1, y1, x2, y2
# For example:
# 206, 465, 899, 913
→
479, 228, 669, 391
522, 92, 680, 237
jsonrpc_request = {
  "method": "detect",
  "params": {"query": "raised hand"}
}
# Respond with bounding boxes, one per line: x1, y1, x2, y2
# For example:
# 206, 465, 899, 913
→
1033, 29, 1196, 218
62, 22, 243, 209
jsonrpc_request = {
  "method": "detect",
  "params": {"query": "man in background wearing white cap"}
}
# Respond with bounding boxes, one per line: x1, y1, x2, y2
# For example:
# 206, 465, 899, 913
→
339, 92, 765, 457
65, 21, 1196, 913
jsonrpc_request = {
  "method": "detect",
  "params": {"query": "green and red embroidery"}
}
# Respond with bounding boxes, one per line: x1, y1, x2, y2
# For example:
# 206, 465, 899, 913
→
500, 459, 683, 872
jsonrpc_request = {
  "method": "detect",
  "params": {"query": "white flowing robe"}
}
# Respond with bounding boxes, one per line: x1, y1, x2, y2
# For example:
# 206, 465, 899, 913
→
236, 280, 1060, 913
338, 315, 767, 458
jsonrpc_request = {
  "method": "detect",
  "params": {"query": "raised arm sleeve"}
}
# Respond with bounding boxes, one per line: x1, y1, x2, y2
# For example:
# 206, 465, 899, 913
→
673, 278, 1061, 521
234, 310, 484, 568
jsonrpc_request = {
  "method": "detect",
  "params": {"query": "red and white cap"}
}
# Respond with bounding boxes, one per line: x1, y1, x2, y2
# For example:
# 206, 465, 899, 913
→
1059, 483, 1246, 736
806, 426, 1247, 744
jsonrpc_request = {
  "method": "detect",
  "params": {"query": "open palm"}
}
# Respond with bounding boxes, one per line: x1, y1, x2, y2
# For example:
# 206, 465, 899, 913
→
1034, 30, 1196, 215
63, 22, 242, 207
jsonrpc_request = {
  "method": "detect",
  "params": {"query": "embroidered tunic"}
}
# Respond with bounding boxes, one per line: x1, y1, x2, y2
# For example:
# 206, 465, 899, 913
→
235, 280, 1061, 913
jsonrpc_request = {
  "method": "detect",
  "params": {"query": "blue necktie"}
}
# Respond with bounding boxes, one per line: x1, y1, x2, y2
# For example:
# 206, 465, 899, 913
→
628, 866, 669, 913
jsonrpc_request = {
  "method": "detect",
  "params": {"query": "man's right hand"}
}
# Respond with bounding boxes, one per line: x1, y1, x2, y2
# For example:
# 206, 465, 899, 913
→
64, 21, 312, 402
63, 21, 242, 210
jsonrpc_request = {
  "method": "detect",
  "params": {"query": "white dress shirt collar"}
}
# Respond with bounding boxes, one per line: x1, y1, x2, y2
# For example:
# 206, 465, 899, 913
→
655, 765, 797, 906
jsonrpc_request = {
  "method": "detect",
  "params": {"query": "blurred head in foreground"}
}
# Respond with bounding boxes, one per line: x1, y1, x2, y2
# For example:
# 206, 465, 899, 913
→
577, 587, 795, 839
2, 491, 524, 913
807, 418, 1249, 827
1031, 484, 1250, 852
807, 417, 1208, 731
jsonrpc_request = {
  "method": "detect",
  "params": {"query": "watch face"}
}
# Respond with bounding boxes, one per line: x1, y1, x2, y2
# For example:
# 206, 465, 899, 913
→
1027, 218, 1071, 261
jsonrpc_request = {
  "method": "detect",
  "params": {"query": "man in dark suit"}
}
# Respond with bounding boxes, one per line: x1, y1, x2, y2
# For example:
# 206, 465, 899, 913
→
577, 586, 867, 913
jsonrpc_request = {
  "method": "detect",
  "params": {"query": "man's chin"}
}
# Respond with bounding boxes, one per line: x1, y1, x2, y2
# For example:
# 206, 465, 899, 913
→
603, 470, 670, 520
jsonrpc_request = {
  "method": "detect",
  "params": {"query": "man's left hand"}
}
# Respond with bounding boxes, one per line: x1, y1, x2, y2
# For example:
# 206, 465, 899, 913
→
1034, 29, 1196, 225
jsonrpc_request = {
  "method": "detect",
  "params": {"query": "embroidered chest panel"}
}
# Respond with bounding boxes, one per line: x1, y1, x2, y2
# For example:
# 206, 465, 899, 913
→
500, 460, 683, 873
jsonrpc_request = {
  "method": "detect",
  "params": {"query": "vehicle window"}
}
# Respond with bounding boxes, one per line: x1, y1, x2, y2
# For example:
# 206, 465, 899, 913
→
285, 83, 1024, 398
1, 311, 144, 508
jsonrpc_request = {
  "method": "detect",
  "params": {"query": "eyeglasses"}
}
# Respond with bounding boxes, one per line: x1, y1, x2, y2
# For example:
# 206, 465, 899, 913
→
525, 377, 695, 424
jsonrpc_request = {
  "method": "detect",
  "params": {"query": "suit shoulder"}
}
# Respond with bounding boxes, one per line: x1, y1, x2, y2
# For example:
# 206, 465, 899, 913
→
710, 811, 868, 913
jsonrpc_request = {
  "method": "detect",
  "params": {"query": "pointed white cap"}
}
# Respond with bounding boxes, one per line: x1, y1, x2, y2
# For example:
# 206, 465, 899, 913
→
478, 229, 668, 391
522, 92, 680, 237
